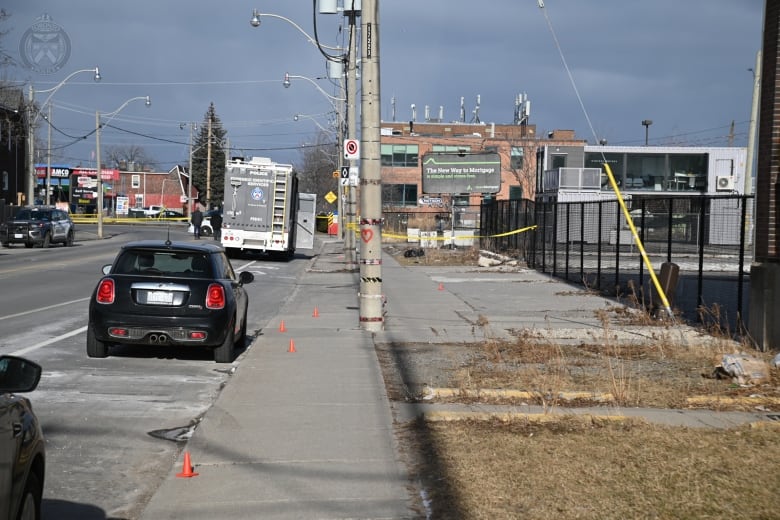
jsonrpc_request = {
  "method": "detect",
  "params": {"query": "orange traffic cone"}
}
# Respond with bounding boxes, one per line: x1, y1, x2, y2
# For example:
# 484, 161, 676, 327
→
438, 282, 444, 291
312, 307, 320, 318
288, 339, 296, 353
176, 451, 199, 478
279, 320, 287, 333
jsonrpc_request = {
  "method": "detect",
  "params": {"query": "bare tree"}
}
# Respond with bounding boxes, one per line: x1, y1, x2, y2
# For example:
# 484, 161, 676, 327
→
296, 131, 339, 213
0, 9, 15, 70
104, 144, 152, 171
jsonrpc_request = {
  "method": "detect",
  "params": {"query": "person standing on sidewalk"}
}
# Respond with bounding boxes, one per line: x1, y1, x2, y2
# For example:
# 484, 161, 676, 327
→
191, 205, 203, 239
210, 208, 222, 241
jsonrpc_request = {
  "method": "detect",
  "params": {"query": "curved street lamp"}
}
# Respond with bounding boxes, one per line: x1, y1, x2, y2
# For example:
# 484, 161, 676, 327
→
27, 67, 101, 206
283, 73, 345, 103
249, 9, 344, 52
96, 96, 151, 238
294, 113, 337, 136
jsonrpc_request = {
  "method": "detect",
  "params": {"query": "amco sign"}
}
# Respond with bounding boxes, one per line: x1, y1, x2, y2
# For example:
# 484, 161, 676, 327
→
421, 152, 501, 194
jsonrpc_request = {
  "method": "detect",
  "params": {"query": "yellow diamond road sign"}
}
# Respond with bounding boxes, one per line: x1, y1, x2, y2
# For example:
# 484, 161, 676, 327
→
324, 191, 337, 204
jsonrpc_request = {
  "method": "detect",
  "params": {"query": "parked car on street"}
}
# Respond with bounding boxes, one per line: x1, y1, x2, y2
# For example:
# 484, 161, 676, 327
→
0, 206, 75, 248
0, 355, 45, 520
148, 209, 186, 220
187, 209, 221, 237
87, 240, 254, 363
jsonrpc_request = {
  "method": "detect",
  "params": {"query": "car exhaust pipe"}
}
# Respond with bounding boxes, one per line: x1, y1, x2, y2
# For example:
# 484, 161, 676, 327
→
149, 334, 168, 344
149, 334, 159, 343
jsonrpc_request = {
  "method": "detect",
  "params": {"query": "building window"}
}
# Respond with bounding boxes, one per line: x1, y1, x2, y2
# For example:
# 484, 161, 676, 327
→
510, 146, 524, 169
509, 185, 523, 200
382, 183, 418, 206
432, 145, 472, 154
131, 174, 140, 188
381, 144, 419, 167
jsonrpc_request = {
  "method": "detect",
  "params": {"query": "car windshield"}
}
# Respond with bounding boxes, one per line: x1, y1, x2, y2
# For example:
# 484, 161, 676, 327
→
16, 210, 51, 221
113, 250, 213, 278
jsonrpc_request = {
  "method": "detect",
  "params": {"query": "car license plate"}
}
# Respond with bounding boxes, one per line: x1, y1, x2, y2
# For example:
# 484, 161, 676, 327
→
14, 233, 23, 239
147, 291, 173, 304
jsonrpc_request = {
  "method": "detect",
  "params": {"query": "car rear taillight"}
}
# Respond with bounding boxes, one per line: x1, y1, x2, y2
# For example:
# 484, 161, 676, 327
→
96, 279, 115, 304
206, 283, 225, 309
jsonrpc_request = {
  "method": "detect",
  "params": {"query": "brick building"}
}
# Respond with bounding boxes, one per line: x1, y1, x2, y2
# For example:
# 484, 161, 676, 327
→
378, 120, 584, 211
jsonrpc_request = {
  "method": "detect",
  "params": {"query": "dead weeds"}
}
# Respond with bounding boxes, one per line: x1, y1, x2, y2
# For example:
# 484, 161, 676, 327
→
404, 417, 780, 520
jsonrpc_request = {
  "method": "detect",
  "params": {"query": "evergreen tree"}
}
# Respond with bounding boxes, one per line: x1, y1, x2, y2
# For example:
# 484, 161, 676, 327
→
191, 103, 227, 208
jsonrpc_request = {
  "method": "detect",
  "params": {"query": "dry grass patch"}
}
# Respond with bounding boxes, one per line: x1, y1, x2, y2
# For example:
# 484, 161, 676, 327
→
406, 417, 780, 519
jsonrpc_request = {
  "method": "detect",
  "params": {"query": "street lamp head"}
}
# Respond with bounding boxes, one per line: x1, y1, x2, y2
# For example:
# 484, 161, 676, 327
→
250, 8, 261, 28
144, 96, 151, 107
93, 67, 101, 82
293, 114, 299, 121
641, 119, 653, 127
283, 73, 291, 89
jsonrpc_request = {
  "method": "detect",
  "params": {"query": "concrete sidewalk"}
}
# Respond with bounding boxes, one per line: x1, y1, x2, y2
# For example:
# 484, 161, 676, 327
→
141, 237, 773, 519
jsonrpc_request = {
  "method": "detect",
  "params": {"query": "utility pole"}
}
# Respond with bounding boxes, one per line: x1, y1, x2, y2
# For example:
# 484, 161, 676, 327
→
345, 7, 359, 269
746, 49, 761, 197
26, 85, 34, 206
46, 104, 52, 205
206, 114, 212, 208
358, 0, 383, 331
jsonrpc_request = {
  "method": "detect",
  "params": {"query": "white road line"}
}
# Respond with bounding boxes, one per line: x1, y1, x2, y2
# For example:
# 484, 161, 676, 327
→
0, 297, 91, 321
11, 326, 87, 357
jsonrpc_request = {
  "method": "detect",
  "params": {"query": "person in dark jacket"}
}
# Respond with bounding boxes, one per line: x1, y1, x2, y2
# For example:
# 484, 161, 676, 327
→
190, 206, 203, 239
210, 209, 223, 241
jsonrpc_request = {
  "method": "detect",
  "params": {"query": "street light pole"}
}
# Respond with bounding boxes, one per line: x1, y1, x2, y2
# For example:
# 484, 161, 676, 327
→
96, 96, 151, 239
642, 119, 652, 146
359, 0, 382, 331
26, 67, 100, 206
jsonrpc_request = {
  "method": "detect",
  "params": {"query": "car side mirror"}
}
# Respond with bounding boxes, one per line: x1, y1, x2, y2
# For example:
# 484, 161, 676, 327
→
0, 356, 42, 393
102, 265, 112, 275
239, 271, 254, 285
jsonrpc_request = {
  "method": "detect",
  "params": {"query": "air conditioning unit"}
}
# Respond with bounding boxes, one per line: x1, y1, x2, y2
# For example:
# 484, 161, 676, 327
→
715, 175, 735, 191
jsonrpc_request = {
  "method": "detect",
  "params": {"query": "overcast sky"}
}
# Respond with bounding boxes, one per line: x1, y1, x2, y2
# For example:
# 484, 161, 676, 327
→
2, 1, 765, 171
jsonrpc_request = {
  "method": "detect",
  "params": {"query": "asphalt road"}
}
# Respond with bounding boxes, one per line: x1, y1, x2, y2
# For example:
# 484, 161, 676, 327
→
0, 223, 314, 520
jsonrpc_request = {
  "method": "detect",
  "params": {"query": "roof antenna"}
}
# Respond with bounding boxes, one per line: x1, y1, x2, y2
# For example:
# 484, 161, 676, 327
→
165, 223, 172, 246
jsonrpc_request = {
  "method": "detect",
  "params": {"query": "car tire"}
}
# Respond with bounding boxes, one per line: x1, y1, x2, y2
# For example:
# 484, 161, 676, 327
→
41, 232, 51, 248
16, 471, 42, 520
1, 242, 10, 247
235, 309, 247, 349
201, 226, 212, 237
24, 242, 33, 248
87, 325, 109, 358
65, 231, 74, 247
214, 318, 235, 363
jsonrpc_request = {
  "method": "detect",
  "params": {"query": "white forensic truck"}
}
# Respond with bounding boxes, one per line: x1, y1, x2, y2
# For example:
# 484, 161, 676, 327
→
221, 156, 316, 259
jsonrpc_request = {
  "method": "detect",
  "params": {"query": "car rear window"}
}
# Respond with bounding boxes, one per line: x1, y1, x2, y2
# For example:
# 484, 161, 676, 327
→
113, 250, 213, 278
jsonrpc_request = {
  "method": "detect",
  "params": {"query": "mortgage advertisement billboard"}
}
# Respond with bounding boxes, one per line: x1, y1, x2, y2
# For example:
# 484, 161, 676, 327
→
421, 152, 501, 194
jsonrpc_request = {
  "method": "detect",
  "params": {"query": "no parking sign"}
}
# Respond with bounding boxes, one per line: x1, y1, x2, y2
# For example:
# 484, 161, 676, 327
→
343, 139, 359, 160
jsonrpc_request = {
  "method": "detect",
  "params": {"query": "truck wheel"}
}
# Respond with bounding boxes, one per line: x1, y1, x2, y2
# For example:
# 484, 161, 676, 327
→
24, 242, 33, 248
214, 320, 235, 363
1, 242, 10, 248
87, 325, 109, 358
42, 232, 51, 248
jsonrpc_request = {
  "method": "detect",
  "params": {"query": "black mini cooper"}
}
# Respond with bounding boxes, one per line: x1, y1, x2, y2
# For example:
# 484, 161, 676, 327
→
87, 240, 254, 363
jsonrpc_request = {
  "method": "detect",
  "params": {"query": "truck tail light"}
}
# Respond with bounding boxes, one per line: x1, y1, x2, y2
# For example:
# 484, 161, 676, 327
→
206, 283, 226, 309
96, 279, 115, 304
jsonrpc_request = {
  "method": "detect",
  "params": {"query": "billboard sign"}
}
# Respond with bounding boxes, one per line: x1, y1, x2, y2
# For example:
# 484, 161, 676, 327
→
421, 152, 501, 194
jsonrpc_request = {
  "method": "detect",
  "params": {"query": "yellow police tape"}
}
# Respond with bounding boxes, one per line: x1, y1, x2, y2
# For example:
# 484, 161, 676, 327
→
342, 223, 537, 241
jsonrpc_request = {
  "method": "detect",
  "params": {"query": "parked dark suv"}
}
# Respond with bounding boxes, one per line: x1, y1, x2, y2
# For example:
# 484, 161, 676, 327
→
0, 206, 75, 248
